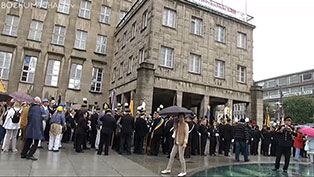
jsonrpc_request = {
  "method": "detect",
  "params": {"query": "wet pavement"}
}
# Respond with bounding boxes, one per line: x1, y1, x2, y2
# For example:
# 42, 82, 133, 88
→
0, 143, 313, 176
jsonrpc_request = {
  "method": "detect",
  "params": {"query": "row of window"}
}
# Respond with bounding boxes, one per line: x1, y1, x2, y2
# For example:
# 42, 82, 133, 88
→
259, 72, 313, 89
3, 15, 108, 54
263, 84, 314, 99
12, 0, 130, 24
113, 46, 247, 84
0, 51, 104, 92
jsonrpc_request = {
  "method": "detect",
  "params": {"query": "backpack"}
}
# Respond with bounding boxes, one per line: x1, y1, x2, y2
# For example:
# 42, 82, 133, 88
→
11, 108, 21, 124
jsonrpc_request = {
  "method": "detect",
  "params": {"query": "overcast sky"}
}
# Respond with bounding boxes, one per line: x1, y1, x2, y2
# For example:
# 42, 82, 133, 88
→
220, 0, 314, 81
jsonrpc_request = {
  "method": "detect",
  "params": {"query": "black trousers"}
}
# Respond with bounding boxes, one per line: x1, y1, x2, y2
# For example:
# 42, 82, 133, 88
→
75, 134, 84, 152
224, 139, 231, 156
210, 140, 217, 155
134, 133, 145, 154
251, 141, 259, 155
270, 142, 277, 156
98, 133, 112, 155
119, 132, 132, 154
275, 146, 291, 170
200, 137, 207, 155
191, 134, 199, 155
21, 139, 39, 157
90, 130, 97, 148
218, 139, 224, 154
262, 143, 270, 156
150, 134, 161, 155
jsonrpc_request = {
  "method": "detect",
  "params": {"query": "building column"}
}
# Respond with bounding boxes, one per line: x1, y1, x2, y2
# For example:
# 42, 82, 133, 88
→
250, 86, 264, 127
227, 99, 233, 119
176, 91, 183, 107
134, 62, 155, 115
200, 95, 209, 117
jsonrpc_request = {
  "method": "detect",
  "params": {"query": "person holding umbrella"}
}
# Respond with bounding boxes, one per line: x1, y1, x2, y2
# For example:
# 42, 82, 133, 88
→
161, 113, 189, 177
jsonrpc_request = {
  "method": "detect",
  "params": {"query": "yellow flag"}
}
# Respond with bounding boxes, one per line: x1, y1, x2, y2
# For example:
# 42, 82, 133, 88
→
130, 100, 134, 116
0, 80, 6, 93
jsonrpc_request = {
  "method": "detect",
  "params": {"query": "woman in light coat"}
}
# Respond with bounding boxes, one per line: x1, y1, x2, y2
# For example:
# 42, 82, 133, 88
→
161, 113, 189, 177
2, 101, 22, 153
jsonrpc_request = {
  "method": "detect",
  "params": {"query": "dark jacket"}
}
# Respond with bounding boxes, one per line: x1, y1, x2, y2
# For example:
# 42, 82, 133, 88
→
135, 117, 148, 137
277, 125, 296, 147
199, 125, 208, 139
164, 119, 174, 137
76, 117, 88, 135
251, 128, 261, 142
232, 123, 249, 141
100, 113, 116, 135
223, 124, 233, 140
25, 104, 45, 140
151, 117, 164, 136
218, 124, 225, 139
120, 113, 134, 134
261, 129, 272, 144
91, 113, 99, 131
191, 121, 199, 137
209, 126, 218, 141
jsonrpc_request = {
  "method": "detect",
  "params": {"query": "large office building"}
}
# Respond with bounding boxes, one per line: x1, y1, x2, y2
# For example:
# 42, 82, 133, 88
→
0, 0, 263, 124
255, 69, 314, 107
0, 0, 134, 105
111, 0, 262, 123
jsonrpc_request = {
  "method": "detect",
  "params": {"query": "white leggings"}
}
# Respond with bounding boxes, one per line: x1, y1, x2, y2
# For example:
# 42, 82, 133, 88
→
2, 129, 18, 152
166, 144, 187, 173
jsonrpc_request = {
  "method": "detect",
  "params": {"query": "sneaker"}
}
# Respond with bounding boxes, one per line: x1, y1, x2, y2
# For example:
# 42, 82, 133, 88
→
178, 172, 187, 177
272, 168, 279, 172
12, 149, 18, 154
161, 169, 171, 174
26, 156, 38, 161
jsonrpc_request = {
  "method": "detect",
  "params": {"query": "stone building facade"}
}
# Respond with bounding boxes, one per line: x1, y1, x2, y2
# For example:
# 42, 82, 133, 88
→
0, 0, 133, 105
111, 0, 263, 124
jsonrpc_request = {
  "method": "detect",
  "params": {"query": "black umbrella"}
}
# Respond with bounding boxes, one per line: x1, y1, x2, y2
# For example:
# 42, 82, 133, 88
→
159, 106, 192, 116
0, 92, 12, 102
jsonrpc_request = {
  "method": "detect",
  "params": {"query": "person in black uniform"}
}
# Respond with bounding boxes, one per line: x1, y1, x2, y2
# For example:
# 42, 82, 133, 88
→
218, 119, 225, 155
97, 109, 116, 155
185, 116, 194, 158
134, 108, 149, 154
261, 125, 272, 156
250, 125, 261, 156
75, 111, 89, 153
118, 103, 134, 155
270, 125, 279, 156
191, 116, 199, 155
113, 106, 123, 151
273, 117, 296, 173
150, 110, 164, 156
223, 119, 233, 157
199, 118, 208, 156
90, 107, 100, 149
163, 116, 175, 157
209, 121, 218, 156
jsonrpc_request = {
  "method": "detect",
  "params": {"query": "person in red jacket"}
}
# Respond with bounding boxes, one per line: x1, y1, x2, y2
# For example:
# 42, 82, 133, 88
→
294, 128, 303, 161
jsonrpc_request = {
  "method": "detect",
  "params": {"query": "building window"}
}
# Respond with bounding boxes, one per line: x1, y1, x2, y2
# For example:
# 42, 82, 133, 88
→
131, 22, 136, 39
28, 20, 44, 41
58, 0, 71, 14
100, 6, 111, 24
74, 30, 87, 50
45, 60, 60, 86
95, 35, 107, 54
127, 56, 133, 74
52, 25, 66, 45
21, 56, 37, 83
90, 68, 103, 92
122, 31, 127, 47
215, 59, 225, 78
289, 75, 299, 84
139, 48, 145, 64
120, 11, 127, 22
278, 77, 288, 86
237, 32, 247, 49
3, 15, 19, 36
216, 25, 225, 43
142, 10, 148, 30
160, 46, 173, 68
189, 54, 201, 74
69, 64, 82, 89
119, 62, 123, 79
12, 0, 24, 2
304, 85, 314, 92
112, 67, 116, 81
36, 0, 48, 8
237, 65, 246, 83
163, 8, 176, 28
191, 16, 202, 35
267, 80, 276, 88
290, 87, 300, 94
79, 0, 91, 19
302, 73, 313, 82
0, 51, 12, 80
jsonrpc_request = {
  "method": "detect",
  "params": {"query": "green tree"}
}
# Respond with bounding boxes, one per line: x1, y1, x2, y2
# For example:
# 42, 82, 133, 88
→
283, 96, 314, 124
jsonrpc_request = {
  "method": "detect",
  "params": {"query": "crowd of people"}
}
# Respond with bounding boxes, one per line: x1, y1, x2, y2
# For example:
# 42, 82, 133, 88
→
0, 97, 314, 176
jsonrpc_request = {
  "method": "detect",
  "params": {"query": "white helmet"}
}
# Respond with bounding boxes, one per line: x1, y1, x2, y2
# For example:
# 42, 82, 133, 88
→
245, 117, 250, 123
124, 103, 129, 108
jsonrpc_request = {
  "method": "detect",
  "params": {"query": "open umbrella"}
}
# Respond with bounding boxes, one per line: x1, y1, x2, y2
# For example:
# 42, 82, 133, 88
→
0, 92, 12, 102
9, 91, 34, 103
300, 127, 314, 137
159, 106, 192, 116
